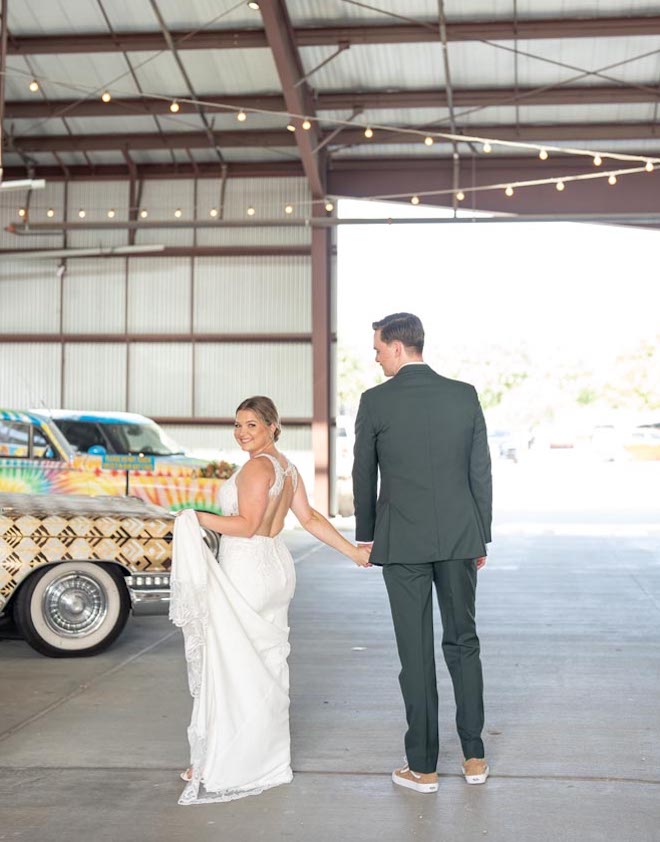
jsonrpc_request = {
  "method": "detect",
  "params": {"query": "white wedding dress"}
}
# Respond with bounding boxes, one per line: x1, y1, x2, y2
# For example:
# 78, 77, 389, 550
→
169, 454, 297, 805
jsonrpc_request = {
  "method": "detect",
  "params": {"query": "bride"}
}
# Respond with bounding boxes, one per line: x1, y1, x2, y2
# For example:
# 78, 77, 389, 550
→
170, 396, 371, 805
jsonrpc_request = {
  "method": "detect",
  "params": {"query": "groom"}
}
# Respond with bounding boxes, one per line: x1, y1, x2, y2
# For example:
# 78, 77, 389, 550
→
352, 312, 492, 793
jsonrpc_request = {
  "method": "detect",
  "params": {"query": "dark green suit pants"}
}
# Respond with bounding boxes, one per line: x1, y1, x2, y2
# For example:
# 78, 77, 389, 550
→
382, 559, 485, 773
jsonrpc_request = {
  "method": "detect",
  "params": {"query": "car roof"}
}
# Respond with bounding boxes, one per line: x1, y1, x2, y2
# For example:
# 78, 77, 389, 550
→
0, 408, 52, 425
28, 409, 154, 425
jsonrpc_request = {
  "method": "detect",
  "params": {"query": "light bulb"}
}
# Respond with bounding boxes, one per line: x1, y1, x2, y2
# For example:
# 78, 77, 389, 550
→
505, 186, 514, 197
248, 1, 260, 8
246, 206, 256, 216
456, 191, 465, 202
645, 161, 654, 172
237, 110, 247, 122
29, 80, 39, 93
482, 141, 492, 153
170, 100, 180, 113
46, 208, 55, 218
78, 209, 86, 219
174, 208, 182, 218
284, 204, 293, 214
302, 119, 312, 130
608, 174, 617, 185
18, 208, 26, 217
539, 148, 548, 160
556, 181, 565, 192
101, 91, 112, 103
410, 195, 420, 205
107, 209, 116, 218
325, 201, 334, 212
424, 136, 434, 146
364, 127, 374, 139
209, 207, 219, 218
140, 209, 148, 218
286, 122, 296, 132
593, 154, 602, 166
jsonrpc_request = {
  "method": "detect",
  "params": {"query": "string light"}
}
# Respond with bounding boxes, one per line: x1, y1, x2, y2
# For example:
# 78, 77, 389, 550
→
209, 207, 219, 217
286, 122, 296, 132
325, 200, 334, 212
482, 142, 492, 153
302, 119, 312, 130
140, 209, 148, 218
46, 208, 55, 218
101, 91, 112, 103
246, 206, 256, 216
237, 110, 247, 122
424, 136, 434, 146
18, 208, 26, 217
593, 154, 602, 166
284, 204, 293, 214
505, 185, 514, 197
169, 100, 180, 113
107, 209, 116, 218
645, 161, 654, 172
410, 195, 420, 205
608, 174, 617, 185
78, 209, 86, 219
29, 80, 39, 93
556, 181, 565, 191
539, 149, 548, 160
174, 208, 182, 218
456, 191, 465, 202
364, 126, 374, 138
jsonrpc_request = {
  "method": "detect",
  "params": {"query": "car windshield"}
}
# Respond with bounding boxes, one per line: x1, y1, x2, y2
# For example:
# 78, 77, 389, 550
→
100, 421, 185, 456
55, 418, 185, 456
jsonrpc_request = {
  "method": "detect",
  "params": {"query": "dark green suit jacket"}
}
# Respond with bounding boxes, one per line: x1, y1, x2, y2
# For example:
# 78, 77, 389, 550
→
352, 364, 492, 565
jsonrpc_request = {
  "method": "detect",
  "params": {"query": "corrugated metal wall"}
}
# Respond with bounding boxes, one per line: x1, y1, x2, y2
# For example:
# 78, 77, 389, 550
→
0, 176, 334, 506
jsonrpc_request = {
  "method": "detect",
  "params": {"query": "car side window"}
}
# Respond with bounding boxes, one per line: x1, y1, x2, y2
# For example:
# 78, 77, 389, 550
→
32, 426, 60, 460
55, 420, 107, 453
0, 420, 30, 458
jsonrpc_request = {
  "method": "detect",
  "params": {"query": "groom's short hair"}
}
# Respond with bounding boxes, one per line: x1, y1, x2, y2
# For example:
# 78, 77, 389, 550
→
372, 312, 424, 354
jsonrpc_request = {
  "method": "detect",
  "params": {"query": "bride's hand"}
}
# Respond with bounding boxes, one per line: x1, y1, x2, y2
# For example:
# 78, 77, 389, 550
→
353, 545, 373, 568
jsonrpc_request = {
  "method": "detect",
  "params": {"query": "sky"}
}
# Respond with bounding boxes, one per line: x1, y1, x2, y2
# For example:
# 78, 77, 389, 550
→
337, 198, 660, 371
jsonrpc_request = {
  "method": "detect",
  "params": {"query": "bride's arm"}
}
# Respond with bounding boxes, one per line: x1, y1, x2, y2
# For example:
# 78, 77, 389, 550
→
195, 459, 271, 538
290, 476, 372, 568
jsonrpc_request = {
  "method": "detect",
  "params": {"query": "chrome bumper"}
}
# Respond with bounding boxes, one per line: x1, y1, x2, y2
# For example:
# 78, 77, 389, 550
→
126, 572, 171, 616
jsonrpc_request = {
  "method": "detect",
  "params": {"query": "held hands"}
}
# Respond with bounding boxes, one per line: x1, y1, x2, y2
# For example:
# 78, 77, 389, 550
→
353, 543, 373, 568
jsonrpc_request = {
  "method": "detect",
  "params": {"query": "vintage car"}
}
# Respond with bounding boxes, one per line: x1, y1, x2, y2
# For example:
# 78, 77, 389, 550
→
0, 491, 219, 657
0, 409, 233, 514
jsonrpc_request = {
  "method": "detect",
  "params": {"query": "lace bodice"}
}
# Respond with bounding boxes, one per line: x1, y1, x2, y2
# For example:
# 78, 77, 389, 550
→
218, 453, 298, 516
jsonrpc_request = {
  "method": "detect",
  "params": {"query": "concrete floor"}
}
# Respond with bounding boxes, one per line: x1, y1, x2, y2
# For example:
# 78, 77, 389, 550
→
1, 459, 659, 841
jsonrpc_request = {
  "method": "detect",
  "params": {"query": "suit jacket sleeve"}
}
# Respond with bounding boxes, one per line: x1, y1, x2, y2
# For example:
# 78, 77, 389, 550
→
468, 387, 493, 545
352, 393, 378, 542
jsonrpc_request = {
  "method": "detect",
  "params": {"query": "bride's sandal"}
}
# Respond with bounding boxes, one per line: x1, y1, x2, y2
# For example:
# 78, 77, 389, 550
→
180, 767, 193, 782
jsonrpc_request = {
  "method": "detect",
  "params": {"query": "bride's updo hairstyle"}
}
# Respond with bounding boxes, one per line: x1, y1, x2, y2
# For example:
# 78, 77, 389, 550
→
236, 396, 282, 442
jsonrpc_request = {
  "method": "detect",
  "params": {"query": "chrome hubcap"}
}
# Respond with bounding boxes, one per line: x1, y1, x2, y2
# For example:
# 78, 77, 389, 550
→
42, 572, 108, 637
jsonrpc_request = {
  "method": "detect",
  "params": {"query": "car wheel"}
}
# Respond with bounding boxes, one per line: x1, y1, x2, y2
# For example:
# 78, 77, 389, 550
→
14, 562, 130, 658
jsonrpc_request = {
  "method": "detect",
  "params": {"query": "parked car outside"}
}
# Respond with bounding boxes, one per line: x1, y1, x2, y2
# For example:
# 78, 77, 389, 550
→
0, 409, 234, 514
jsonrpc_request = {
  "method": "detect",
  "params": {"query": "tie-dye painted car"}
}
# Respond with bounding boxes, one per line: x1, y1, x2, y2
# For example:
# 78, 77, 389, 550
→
0, 409, 232, 514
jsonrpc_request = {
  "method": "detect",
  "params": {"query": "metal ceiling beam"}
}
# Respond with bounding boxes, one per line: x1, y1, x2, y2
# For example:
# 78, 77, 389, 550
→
8, 16, 660, 54
5, 84, 660, 121
0, 162, 305, 180
259, 0, 325, 198
10, 121, 660, 154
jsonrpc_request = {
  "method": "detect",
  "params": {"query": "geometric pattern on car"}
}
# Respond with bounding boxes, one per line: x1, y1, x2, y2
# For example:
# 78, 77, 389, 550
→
0, 511, 173, 602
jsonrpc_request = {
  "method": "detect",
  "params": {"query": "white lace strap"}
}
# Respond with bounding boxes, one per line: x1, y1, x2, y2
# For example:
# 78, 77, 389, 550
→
254, 453, 297, 497
254, 453, 284, 497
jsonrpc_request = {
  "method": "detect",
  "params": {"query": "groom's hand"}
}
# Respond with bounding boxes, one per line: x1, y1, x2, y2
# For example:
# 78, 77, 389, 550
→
476, 556, 487, 570
354, 544, 373, 568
